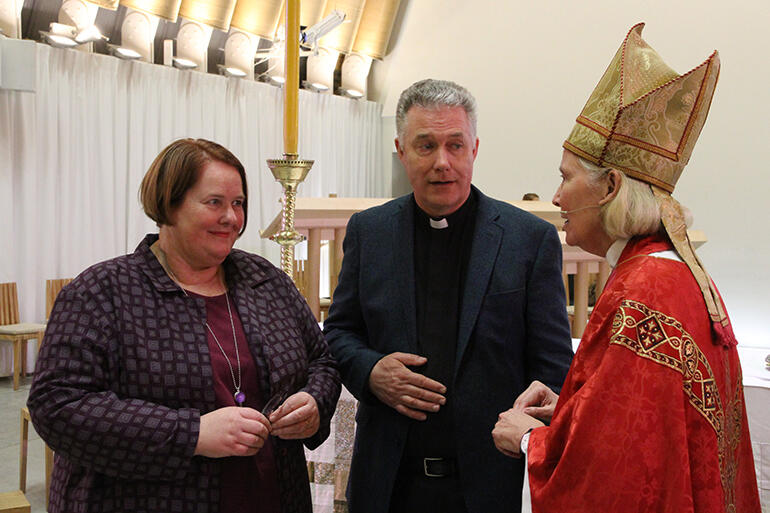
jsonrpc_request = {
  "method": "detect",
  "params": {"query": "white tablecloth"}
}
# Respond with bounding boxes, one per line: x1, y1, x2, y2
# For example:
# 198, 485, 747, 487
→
741, 347, 770, 512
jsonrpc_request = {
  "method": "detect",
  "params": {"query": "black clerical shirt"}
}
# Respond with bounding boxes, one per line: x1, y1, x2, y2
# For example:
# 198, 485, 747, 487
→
405, 190, 477, 459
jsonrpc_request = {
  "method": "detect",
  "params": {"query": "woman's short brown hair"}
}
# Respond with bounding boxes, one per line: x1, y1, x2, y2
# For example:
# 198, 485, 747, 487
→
139, 138, 249, 235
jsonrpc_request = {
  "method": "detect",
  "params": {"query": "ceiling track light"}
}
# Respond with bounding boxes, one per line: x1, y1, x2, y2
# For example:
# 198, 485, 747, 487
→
107, 44, 141, 60
74, 24, 106, 43
258, 74, 285, 87
300, 10, 345, 50
302, 80, 329, 93
172, 56, 197, 69
340, 88, 364, 99
41, 23, 106, 48
40, 31, 78, 48
218, 64, 247, 78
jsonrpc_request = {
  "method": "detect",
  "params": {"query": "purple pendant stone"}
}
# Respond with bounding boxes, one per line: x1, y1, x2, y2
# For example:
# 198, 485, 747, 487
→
234, 391, 246, 406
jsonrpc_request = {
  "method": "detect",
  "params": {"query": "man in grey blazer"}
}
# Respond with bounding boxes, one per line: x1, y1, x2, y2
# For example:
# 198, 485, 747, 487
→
323, 79, 573, 513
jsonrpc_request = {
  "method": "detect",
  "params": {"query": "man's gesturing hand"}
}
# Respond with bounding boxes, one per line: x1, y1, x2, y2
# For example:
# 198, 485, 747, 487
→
368, 352, 446, 420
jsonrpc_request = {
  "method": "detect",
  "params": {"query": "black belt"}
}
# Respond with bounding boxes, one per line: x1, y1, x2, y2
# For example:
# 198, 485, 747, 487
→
415, 457, 457, 478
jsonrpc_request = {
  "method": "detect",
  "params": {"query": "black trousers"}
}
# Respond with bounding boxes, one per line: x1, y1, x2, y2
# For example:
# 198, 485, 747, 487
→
388, 460, 468, 513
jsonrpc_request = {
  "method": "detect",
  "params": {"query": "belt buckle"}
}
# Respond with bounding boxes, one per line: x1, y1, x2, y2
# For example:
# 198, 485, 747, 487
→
423, 457, 444, 478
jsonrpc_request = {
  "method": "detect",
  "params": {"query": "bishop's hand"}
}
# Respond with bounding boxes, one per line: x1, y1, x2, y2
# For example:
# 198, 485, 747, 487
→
513, 380, 559, 423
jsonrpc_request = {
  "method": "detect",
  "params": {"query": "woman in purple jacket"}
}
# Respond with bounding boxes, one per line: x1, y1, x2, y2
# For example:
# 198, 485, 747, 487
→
28, 138, 340, 513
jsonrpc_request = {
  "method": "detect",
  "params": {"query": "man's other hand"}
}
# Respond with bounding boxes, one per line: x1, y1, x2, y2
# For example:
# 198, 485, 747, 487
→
493, 409, 544, 458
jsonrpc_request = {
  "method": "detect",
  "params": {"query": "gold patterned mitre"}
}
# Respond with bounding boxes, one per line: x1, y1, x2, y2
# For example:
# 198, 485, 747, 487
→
564, 23, 720, 193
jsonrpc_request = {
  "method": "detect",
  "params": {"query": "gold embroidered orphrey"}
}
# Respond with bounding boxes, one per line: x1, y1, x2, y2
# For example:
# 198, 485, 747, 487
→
609, 299, 742, 511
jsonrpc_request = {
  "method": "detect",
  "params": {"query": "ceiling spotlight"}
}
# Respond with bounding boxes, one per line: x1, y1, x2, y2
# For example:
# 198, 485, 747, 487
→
340, 88, 364, 99
40, 31, 78, 49
49, 22, 76, 37
302, 80, 329, 93
259, 74, 285, 87
108, 44, 141, 60
172, 57, 198, 70
74, 25, 106, 44
301, 10, 345, 49
218, 65, 247, 78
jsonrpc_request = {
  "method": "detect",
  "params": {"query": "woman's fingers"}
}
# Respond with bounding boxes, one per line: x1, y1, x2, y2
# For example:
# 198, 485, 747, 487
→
195, 407, 271, 458
269, 392, 320, 439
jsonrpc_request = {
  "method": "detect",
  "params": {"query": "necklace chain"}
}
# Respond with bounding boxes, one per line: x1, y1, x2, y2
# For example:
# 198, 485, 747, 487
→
165, 264, 244, 406
203, 291, 242, 399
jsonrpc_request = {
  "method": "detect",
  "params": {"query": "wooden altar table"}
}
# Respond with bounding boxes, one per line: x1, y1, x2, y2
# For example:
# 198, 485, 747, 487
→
261, 197, 706, 337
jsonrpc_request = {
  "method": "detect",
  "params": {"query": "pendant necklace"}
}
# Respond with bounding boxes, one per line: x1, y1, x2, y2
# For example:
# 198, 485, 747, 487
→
204, 291, 245, 406
164, 261, 246, 406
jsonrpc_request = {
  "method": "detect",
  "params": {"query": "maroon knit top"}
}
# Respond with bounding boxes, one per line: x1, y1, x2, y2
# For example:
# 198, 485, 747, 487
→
199, 291, 281, 513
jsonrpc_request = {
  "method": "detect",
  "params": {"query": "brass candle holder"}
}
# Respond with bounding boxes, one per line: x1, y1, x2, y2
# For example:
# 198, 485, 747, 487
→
267, 153, 314, 276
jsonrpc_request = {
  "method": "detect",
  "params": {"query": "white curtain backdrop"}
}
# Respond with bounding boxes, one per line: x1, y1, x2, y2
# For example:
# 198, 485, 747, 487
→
0, 43, 383, 375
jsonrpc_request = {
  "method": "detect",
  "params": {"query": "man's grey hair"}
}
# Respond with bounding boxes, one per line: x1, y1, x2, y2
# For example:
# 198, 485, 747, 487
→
395, 79, 478, 139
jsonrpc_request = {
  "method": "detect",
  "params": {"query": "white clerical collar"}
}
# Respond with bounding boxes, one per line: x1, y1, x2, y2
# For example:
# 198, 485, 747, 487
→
429, 217, 449, 229
605, 238, 629, 267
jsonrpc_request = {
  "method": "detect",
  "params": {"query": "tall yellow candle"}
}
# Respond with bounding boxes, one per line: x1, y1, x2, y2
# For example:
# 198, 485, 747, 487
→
284, 0, 300, 156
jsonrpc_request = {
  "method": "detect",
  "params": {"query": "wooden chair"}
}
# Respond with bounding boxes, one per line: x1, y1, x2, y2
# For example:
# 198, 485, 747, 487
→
562, 259, 611, 338
0, 490, 30, 513
0, 283, 46, 390
17, 279, 68, 509
45, 278, 73, 320
319, 298, 331, 322
292, 259, 309, 301
19, 407, 54, 510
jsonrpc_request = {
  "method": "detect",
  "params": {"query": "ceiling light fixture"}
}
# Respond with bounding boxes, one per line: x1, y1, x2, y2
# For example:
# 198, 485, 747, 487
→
305, 45, 337, 93
41, 22, 107, 48
301, 9, 345, 50
107, 44, 141, 59
339, 52, 371, 100
218, 65, 247, 78
259, 74, 285, 86
302, 80, 329, 92
172, 56, 197, 69
74, 24, 106, 43
340, 88, 364, 99
40, 31, 78, 48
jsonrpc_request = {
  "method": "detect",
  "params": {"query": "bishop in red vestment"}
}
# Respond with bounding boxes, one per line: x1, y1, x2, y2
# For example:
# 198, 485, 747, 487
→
525, 235, 760, 512
492, 23, 761, 513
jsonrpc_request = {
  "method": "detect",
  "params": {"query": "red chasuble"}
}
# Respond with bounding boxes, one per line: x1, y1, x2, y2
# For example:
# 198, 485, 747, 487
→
527, 235, 761, 513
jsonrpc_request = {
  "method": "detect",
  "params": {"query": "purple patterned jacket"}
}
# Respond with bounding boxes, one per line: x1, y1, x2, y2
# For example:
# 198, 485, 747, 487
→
28, 234, 341, 513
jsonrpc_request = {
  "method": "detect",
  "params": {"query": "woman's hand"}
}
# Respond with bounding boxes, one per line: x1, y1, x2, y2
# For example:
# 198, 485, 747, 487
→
269, 391, 320, 440
195, 407, 271, 458
492, 408, 544, 458
513, 380, 560, 423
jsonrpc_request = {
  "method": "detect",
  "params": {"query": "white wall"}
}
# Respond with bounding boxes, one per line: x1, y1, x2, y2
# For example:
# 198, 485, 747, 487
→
370, 0, 770, 348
